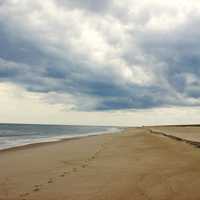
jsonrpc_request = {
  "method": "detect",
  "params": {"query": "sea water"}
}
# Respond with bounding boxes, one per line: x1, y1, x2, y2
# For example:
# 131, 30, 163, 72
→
0, 124, 121, 150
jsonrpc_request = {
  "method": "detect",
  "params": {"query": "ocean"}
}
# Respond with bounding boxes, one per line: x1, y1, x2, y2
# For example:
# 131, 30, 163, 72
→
0, 124, 121, 150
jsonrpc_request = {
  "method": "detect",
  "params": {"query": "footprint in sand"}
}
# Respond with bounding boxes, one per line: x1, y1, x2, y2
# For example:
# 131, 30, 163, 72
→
73, 167, 77, 172
48, 178, 53, 183
60, 173, 65, 177
20, 192, 30, 199
85, 160, 89, 163
33, 184, 42, 192
81, 164, 87, 168
33, 187, 40, 192
60, 171, 69, 177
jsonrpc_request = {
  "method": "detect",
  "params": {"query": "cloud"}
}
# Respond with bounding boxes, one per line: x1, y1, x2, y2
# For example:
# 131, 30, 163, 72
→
57, 0, 111, 13
0, 0, 200, 111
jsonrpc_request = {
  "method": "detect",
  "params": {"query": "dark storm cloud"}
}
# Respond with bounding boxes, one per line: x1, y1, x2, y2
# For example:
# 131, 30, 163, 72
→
134, 14, 200, 101
0, 0, 200, 110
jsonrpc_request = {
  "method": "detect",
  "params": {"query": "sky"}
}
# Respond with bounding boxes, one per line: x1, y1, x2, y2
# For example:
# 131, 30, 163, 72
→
0, 0, 200, 126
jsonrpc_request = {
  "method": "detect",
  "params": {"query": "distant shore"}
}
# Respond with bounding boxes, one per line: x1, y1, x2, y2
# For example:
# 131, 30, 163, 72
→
1, 126, 200, 200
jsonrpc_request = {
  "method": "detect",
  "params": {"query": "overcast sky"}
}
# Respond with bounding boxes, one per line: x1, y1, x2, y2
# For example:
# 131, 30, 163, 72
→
0, 0, 200, 126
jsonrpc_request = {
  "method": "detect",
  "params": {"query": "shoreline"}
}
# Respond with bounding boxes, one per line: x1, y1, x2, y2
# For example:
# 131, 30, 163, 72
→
0, 128, 124, 154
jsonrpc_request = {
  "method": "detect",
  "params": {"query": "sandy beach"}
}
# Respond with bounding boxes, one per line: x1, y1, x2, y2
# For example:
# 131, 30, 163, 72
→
150, 125, 200, 143
1, 126, 200, 200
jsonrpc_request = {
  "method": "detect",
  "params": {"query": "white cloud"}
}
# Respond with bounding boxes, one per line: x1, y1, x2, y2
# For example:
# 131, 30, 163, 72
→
0, 0, 200, 116
0, 82, 200, 126
0, 0, 151, 85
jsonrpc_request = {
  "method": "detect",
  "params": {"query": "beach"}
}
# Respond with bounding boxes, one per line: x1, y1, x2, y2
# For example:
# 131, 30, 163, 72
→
1, 126, 200, 200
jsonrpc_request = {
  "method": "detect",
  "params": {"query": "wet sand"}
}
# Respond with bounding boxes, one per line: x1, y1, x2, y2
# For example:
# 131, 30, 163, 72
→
1, 127, 200, 200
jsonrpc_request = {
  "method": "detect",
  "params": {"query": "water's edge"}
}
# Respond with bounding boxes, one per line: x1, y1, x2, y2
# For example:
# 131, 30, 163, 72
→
0, 127, 124, 152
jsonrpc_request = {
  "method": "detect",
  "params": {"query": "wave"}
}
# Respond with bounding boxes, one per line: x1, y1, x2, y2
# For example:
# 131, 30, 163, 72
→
0, 127, 122, 151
